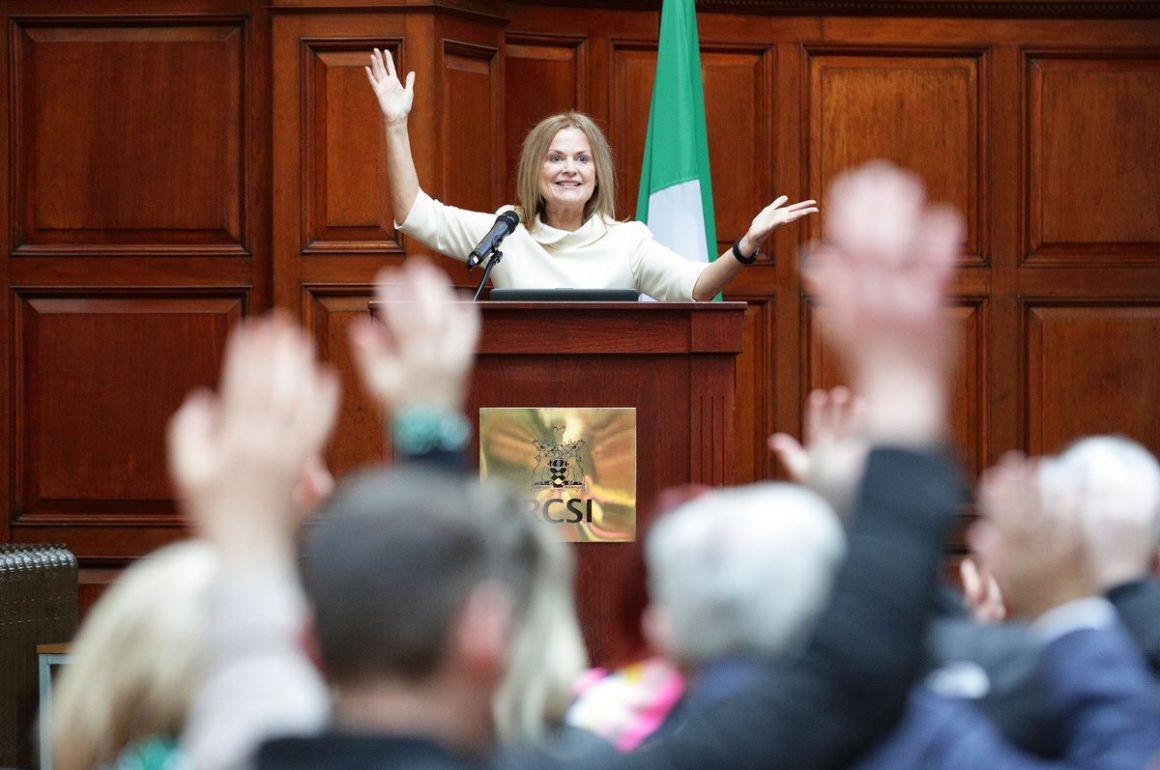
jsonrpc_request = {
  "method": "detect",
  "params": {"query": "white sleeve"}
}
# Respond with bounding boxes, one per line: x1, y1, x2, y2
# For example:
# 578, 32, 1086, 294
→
624, 222, 709, 302
396, 189, 510, 265
181, 566, 330, 770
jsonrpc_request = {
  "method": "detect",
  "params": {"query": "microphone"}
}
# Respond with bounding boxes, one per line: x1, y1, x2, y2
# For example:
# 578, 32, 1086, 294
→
467, 210, 520, 270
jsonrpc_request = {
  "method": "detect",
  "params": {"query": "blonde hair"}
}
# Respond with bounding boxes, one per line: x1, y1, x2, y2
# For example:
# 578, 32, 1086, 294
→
492, 508, 588, 748
515, 112, 617, 226
50, 541, 219, 770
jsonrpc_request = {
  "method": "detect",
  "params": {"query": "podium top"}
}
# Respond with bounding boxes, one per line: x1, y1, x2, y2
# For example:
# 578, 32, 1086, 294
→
370, 299, 747, 355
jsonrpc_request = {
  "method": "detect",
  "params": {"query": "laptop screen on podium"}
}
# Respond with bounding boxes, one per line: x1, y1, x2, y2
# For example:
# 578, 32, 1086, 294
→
487, 288, 641, 302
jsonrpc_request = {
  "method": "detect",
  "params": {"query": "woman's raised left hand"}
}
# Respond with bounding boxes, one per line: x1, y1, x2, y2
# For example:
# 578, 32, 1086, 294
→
738, 196, 818, 254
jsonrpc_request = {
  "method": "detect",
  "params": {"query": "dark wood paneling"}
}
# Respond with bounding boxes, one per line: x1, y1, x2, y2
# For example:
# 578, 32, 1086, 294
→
731, 297, 776, 481
503, 35, 588, 205
703, 46, 775, 257
1026, 52, 1160, 265
13, 22, 246, 253
1024, 303, 1160, 456
13, 293, 243, 524
302, 286, 386, 477
806, 298, 989, 477
808, 49, 987, 263
610, 43, 657, 220
304, 42, 404, 253
442, 40, 500, 214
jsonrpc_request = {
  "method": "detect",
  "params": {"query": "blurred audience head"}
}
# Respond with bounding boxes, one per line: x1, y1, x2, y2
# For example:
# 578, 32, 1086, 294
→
50, 541, 219, 770
644, 483, 846, 669
301, 465, 560, 745
1042, 435, 1160, 588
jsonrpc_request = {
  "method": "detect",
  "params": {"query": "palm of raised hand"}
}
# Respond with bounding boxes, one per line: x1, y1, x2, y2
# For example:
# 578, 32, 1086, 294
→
366, 47, 414, 123
750, 195, 818, 240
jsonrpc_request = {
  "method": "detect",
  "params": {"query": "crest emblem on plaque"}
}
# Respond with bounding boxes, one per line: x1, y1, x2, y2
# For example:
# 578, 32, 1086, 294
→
533, 427, 586, 489
479, 407, 637, 542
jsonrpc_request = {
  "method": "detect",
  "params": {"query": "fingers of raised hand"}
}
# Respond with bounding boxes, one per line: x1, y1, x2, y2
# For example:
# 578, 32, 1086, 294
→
980, 455, 1050, 542
825, 162, 926, 269
291, 365, 340, 459
780, 201, 819, 225
768, 433, 810, 482
216, 314, 335, 466
167, 388, 220, 494
803, 388, 831, 444
349, 311, 402, 402
359, 259, 476, 408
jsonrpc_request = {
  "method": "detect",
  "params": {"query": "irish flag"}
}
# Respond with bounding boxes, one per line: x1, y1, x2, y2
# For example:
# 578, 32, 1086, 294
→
635, 0, 717, 269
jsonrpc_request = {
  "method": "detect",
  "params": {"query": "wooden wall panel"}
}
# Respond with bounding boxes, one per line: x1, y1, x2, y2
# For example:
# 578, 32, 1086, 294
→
1026, 53, 1160, 264
610, 44, 657, 220
503, 36, 587, 205
806, 299, 988, 476
13, 23, 245, 253
703, 47, 774, 256
1025, 303, 1160, 456
732, 297, 776, 481
442, 41, 500, 215
808, 50, 986, 262
303, 287, 386, 478
13, 294, 242, 521
304, 43, 402, 252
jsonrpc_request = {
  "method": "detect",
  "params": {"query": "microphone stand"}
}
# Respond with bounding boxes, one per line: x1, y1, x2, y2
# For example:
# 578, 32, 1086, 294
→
472, 247, 503, 301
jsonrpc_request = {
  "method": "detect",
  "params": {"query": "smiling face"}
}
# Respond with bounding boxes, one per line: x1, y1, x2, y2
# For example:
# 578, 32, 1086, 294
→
538, 127, 597, 230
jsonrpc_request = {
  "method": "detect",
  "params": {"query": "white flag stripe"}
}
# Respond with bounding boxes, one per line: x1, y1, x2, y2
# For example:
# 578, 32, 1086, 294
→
645, 180, 710, 264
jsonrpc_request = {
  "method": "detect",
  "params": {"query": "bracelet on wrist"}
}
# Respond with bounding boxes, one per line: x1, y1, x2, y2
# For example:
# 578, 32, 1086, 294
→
732, 238, 759, 265
391, 406, 471, 456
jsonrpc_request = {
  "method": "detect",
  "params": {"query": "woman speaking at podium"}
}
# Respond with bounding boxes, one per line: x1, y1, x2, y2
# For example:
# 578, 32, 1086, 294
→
366, 48, 816, 302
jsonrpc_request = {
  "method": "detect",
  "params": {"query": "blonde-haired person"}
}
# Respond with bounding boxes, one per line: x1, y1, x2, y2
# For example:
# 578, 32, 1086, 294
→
366, 48, 817, 302
49, 541, 218, 770
492, 497, 591, 753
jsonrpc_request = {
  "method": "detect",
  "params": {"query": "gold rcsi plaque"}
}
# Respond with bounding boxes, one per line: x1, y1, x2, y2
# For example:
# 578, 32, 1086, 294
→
479, 408, 637, 543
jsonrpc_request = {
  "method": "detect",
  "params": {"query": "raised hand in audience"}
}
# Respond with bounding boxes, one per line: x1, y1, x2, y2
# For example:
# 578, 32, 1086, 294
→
803, 161, 961, 448
167, 312, 340, 566
769, 386, 869, 519
348, 258, 479, 462
348, 257, 479, 415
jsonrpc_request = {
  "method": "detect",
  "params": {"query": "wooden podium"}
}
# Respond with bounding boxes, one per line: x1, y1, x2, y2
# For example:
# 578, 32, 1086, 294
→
468, 301, 746, 662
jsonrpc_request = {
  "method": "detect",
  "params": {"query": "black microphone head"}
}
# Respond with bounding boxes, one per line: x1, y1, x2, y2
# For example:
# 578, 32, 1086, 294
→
499, 209, 520, 229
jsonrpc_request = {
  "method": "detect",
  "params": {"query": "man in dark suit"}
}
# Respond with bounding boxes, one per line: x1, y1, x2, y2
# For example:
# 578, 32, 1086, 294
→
849, 447, 1160, 770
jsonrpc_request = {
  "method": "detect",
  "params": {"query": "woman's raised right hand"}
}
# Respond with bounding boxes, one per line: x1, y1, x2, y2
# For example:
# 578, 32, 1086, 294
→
366, 47, 415, 124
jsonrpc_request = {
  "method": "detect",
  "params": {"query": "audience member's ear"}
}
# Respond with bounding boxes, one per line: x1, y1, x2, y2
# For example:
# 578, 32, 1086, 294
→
641, 604, 674, 659
297, 611, 329, 678
454, 581, 515, 683
959, 556, 1006, 624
